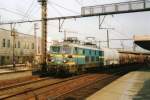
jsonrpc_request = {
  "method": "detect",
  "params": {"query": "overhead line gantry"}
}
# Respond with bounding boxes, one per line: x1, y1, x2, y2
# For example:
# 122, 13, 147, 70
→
0, 0, 150, 25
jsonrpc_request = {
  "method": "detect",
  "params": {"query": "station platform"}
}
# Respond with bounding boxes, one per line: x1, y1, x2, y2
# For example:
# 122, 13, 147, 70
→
0, 67, 31, 74
87, 67, 150, 100
0, 64, 32, 74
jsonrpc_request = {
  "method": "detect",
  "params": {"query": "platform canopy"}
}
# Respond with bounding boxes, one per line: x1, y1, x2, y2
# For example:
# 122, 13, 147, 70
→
134, 35, 150, 50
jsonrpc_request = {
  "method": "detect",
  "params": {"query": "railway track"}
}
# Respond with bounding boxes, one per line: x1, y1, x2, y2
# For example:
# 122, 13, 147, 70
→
0, 77, 61, 99
53, 68, 134, 100
0, 77, 50, 91
0, 69, 32, 74
0, 73, 112, 100
0, 74, 109, 100
0, 76, 40, 88
0, 73, 96, 100
0, 68, 133, 100
55, 73, 121, 100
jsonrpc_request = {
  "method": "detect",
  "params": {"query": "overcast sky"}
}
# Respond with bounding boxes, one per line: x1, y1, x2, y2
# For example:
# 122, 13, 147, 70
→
0, 0, 150, 51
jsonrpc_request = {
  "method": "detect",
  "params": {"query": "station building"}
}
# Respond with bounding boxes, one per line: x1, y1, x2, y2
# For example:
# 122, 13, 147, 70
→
0, 28, 41, 65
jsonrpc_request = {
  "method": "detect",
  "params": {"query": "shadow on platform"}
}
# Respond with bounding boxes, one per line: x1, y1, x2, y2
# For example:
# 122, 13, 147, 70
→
133, 77, 150, 100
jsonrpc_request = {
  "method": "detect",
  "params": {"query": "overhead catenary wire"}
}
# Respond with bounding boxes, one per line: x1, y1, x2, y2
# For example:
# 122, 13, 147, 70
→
22, 0, 36, 20
27, 6, 40, 19
112, 29, 132, 40
48, 3, 63, 16
111, 16, 131, 39
75, 0, 83, 6
48, 0, 80, 14
98, 15, 133, 48
0, 8, 27, 17
101, 15, 131, 39
1, 4, 150, 25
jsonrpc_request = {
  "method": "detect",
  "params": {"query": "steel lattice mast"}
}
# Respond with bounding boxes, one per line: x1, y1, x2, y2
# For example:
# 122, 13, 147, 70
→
38, 0, 47, 69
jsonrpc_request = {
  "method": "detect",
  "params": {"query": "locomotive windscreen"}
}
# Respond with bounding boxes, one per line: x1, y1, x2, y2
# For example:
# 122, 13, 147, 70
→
50, 46, 61, 53
62, 46, 72, 54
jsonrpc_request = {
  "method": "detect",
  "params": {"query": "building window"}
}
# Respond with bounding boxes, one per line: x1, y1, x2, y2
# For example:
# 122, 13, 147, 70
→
24, 43, 26, 49
91, 56, 95, 62
7, 40, 10, 48
15, 43, 16, 48
38, 46, 40, 53
32, 43, 34, 49
7, 56, 9, 60
18, 41, 20, 48
27, 43, 29, 49
2, 39, 6, 47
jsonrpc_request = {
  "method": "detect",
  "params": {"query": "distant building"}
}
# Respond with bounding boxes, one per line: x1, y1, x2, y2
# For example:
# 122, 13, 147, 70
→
0, 28, 41, 65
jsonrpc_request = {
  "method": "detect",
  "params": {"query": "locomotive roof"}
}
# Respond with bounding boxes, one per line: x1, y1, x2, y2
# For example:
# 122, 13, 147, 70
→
71, 43, 100, 50
51, 42, 101, 51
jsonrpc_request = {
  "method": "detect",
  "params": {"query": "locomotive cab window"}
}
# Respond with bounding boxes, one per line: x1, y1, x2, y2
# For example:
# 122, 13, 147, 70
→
50, 46, 61, 53
83, 49, 85, 55
89, 50, 91, 55
78, 48, 83, 55
62, 46, 72, 54
74, 47, 78, 54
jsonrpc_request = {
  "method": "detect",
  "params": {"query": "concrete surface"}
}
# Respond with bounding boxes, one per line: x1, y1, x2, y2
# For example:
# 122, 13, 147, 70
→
0, 70, 32, 80
0, 66, 32, 80
87, 68, 150, 100
0, 66, 31, 74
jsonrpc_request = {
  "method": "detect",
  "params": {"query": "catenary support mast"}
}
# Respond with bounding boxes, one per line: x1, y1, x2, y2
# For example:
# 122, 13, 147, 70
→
38, 0, 47, 69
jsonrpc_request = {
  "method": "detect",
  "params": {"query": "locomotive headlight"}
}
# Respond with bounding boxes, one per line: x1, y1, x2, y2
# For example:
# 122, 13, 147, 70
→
68, 55, 73, 58
51, 59, 55, 62
63, 60, 67, 63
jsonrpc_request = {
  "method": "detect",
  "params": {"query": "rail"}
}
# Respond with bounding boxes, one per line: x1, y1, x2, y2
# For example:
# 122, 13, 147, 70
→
0, 74, 91, 99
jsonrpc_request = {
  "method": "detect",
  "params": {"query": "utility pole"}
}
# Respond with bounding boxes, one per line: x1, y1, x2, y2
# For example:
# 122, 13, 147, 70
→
10, 24, 16, 68
64, 30, 66, 40
38, 0, 47, 70
107, 30, 109, 48
100, 28, 114, 48
34, 23, 39, 56
98, 41, 101, 49
0, 16, 1, 24
121, 40, 124, 50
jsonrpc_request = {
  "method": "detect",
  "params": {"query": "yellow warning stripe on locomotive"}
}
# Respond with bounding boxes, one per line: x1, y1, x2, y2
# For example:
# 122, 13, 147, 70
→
50, 54, 85, 58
